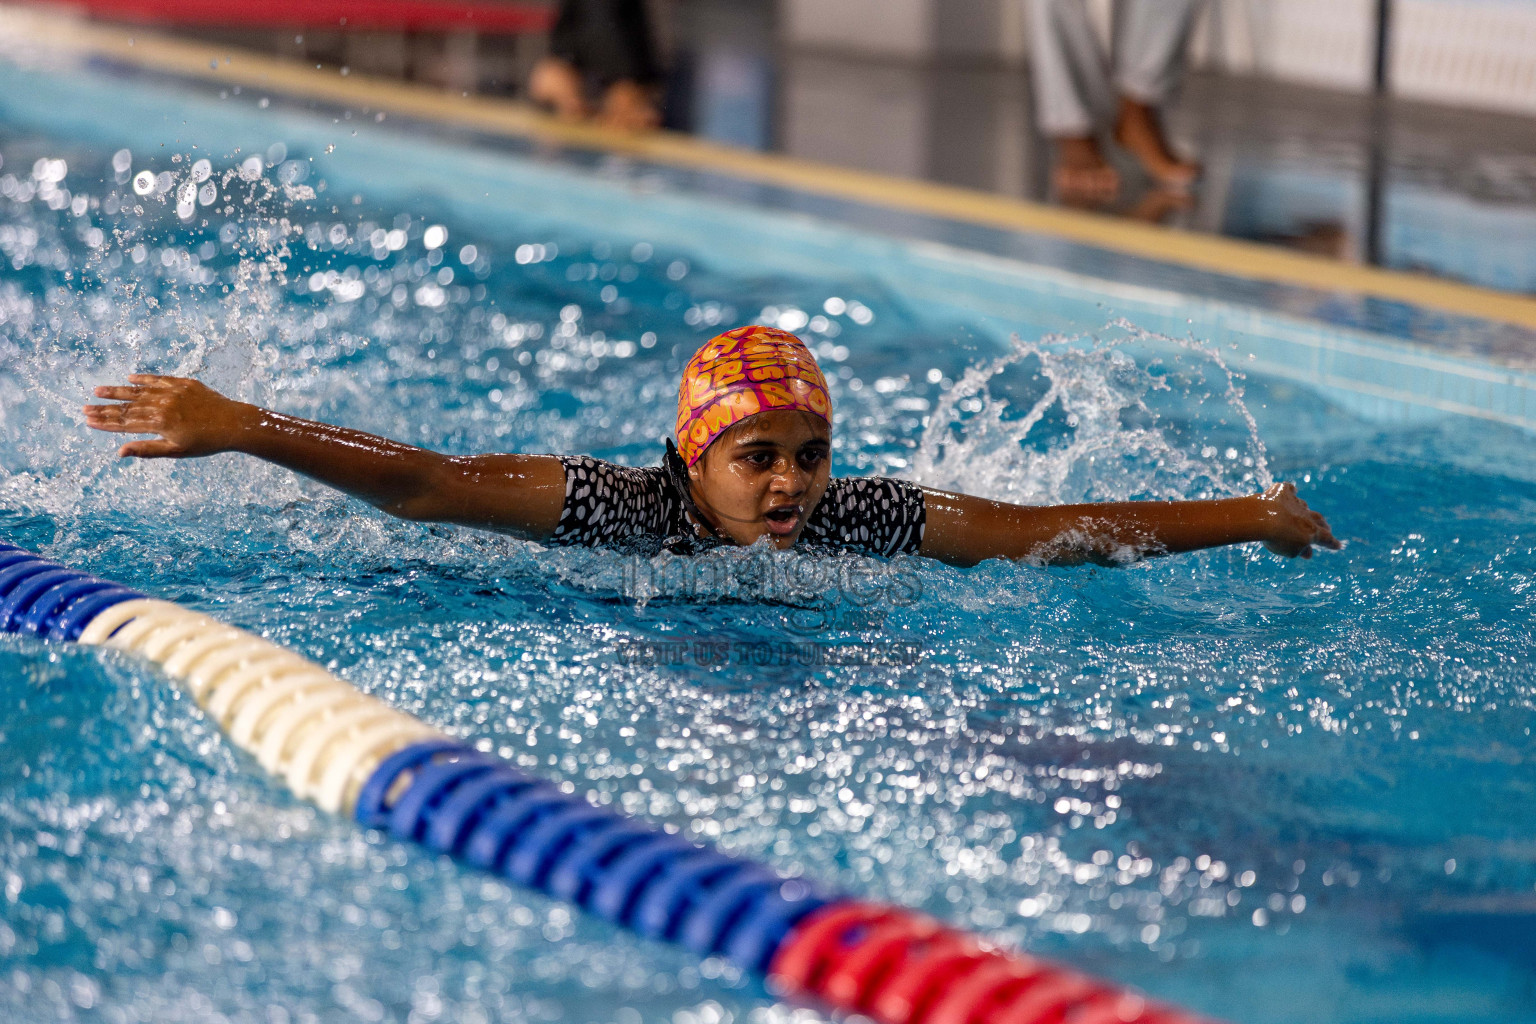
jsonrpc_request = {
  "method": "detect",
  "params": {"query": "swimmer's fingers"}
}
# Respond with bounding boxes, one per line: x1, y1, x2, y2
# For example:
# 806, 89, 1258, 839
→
82, 402, 134, 428
83, 402, 183, 454
126, 373, 190, 387
82, 402, 165, 432
1313, 514, 1341, 550
1260, 481, 1340, 557
92, 385, 150, 401
1303, 500, 1341, 548
87, 376, 212, 427
117, 438, 185, 459
90, 376, 178, 398
1293, 493, 1341, 550
92, 376, 200, 402
86, 375, 242, 459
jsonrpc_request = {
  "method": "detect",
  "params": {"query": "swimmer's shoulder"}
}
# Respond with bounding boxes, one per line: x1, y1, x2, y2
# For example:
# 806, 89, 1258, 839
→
805, 474, 926, 557
549, 454, 682, 549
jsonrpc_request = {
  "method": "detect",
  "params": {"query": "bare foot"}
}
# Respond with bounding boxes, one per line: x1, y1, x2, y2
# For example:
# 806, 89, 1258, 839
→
1052, 136, 1120, 205
1113, 97, 1200, 191
1124, 186, 1194, 224
528, 57, 588, 121
600, 79, 661, 132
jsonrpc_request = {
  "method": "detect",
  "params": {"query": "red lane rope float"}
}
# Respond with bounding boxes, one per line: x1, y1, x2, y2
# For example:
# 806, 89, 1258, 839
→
769, 901, 895, 993
926, 958, 1055, 1024
30, 0, 555, 33
770, 901, 1214, 1024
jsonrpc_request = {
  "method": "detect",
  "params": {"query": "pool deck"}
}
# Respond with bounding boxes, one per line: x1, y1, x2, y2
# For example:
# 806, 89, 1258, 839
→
6, 3, 1536, 340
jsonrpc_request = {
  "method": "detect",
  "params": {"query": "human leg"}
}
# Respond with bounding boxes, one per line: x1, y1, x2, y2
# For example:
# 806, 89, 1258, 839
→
1027, 0, 1120, 201
1112, 0, 1205, 188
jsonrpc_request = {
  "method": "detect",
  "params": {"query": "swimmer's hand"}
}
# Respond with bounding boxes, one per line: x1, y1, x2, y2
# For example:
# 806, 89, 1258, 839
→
1256, 481, 1340, 559
83, 374, 251, 458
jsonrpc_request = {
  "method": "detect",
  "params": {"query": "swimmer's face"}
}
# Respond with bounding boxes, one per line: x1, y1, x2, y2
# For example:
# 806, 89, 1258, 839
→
686, 410, 832, 549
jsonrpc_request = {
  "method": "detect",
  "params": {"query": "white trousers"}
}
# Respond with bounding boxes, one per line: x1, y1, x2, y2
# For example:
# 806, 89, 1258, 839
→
1028, 0, 1206, 137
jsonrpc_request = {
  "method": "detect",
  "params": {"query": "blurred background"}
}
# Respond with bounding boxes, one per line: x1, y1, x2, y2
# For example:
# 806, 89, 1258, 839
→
32, 0, 1536, 295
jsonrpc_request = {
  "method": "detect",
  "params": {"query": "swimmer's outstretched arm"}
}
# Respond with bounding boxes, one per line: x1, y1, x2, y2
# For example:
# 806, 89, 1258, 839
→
918, 484, 1339, 567
83, 375, 566, 540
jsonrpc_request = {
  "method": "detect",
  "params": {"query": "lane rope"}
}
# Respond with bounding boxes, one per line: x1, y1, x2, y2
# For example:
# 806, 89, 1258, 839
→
0, 543, 1213, 1024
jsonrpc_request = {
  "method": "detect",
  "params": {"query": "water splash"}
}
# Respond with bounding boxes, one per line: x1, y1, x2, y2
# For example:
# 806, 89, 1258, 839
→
910, 322, 1273, 504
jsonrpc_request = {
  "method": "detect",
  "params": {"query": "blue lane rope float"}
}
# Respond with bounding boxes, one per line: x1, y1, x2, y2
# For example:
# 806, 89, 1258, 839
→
0, 543, 1211, 1024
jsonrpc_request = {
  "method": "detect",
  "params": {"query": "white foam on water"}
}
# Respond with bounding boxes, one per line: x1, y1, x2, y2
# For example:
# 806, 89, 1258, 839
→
910, 322, 1273, 506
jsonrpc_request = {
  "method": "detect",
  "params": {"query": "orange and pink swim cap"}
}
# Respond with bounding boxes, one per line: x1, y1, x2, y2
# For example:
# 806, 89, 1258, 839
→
675, 325, 833, 466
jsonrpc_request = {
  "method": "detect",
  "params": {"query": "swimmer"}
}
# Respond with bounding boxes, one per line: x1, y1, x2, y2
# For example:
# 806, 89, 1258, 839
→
82, 325, 1338, 567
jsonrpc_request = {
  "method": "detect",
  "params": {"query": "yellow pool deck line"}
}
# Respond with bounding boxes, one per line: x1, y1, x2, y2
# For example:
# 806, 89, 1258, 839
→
6, 3, 1536, 334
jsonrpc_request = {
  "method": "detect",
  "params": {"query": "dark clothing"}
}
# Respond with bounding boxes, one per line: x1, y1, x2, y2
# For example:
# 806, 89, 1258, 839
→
548, 0, 661, 87
548, 446, 927, 557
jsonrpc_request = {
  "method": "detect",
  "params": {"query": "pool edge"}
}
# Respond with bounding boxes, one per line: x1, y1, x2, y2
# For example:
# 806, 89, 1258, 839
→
4, 2, 1536, 337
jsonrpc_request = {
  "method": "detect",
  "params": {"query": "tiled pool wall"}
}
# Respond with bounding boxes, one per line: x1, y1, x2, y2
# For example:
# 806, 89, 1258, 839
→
5, 54, 1534, 434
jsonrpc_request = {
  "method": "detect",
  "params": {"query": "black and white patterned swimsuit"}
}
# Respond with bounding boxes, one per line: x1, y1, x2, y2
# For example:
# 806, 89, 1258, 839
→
549, 448, 926, 557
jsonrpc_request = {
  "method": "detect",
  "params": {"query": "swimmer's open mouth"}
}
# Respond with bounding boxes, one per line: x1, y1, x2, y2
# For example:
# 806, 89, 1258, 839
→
763, 504, 803, 536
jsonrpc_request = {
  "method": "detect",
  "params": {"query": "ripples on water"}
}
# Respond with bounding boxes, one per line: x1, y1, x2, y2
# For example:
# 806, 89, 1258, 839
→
1, 119, 1535, 1024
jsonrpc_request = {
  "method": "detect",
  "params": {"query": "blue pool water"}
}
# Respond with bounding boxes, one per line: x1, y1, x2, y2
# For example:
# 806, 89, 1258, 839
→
2, 53, 1535, 1024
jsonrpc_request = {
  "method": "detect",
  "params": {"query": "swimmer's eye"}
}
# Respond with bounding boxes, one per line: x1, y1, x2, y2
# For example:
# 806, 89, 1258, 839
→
737, 447, 827, 471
